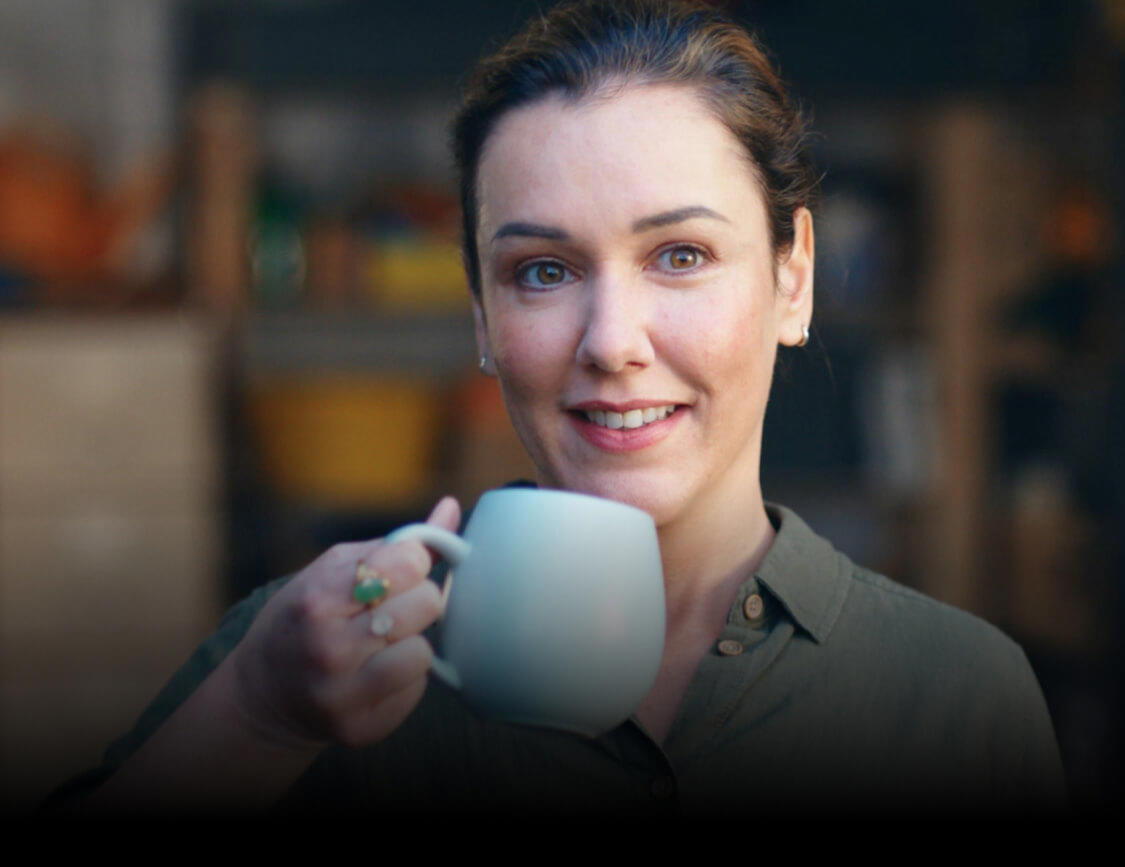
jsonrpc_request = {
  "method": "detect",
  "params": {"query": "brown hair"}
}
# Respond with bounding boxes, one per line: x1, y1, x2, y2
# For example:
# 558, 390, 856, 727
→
452, 0, 819, 296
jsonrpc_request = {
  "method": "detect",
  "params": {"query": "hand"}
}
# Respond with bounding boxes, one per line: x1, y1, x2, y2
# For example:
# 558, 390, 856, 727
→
228, 496, 462, 751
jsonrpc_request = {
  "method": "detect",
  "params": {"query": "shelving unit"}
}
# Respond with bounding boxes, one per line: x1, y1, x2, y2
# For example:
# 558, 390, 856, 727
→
762, 96, 1116, 664
185, 88, 1114, 658
0, 314, 223, 809
240, 310, 476, 377
0, 0, 1114, 815
171, 0, 1121, 804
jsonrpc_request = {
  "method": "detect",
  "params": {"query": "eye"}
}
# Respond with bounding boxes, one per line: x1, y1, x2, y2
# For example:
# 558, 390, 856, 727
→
655, 245, 705, 273
516, 259, 574, 290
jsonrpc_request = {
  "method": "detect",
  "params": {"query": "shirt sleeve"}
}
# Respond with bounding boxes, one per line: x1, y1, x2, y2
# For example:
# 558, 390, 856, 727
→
988, 644, 1069, 808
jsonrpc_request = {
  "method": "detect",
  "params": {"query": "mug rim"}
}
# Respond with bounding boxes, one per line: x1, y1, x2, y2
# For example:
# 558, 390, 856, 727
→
478, 486, 655, 524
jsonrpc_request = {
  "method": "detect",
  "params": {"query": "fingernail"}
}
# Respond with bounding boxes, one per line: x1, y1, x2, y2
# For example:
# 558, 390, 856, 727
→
427, 496, 453, 523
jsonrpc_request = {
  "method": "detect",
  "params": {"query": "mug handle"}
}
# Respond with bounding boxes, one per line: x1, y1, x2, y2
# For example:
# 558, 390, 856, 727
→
384, 523, 471, 690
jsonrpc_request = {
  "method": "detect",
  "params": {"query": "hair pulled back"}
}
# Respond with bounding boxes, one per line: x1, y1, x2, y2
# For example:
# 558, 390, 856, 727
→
453, 0, 818, 296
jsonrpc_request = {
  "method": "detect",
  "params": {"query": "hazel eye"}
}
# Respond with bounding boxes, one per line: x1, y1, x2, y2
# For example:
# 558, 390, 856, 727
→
517, 260, 573, 290
657, 245, 703, 272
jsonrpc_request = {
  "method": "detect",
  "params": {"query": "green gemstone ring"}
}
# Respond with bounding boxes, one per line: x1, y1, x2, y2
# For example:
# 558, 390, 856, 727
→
353, 563, 390, 607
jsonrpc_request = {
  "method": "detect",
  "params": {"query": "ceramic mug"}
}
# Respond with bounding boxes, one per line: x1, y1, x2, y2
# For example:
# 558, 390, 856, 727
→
385, 487, 665, 737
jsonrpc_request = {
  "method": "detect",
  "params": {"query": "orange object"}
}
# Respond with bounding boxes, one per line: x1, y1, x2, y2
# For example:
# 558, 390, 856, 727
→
0, 128, 174, 286
304, 218, 360, 308
453, 371, 513, 431
246, 375, 442, 509
1045, 187, 1111, 267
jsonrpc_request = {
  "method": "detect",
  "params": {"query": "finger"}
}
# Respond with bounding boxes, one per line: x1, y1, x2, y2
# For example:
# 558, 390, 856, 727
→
347, 580, 444, 647
326, 634, 434, 727
302, 539, 379, 598
321, 497, 462, 614
354, 496, 460, 584
357, 635, 434, 698
426, 495, 461, 533
331, 672, 430, 749
349, 537, 432, 613
414, 495, 462, 573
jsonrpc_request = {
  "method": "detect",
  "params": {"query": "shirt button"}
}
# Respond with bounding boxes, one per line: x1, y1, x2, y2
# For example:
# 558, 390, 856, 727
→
650, 776, 676, 800
717, 638, 744, 656
743, 593, 764, 620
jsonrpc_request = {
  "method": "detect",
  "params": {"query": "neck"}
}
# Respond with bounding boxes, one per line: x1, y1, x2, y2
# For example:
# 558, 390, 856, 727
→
656, 473, 775, 635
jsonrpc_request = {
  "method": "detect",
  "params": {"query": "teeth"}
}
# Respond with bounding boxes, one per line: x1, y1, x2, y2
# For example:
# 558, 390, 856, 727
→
584, 405, 676, 430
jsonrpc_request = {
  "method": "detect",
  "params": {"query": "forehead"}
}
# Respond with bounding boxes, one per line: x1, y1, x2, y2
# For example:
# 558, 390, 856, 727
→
475, 83, 766, 236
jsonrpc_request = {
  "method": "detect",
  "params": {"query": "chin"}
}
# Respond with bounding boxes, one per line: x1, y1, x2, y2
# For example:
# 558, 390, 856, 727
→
550, 469, 687, 529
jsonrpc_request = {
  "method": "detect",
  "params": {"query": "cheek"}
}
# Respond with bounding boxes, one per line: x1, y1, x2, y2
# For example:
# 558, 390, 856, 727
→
490, 314, 572, 403
657, 289, 771, 385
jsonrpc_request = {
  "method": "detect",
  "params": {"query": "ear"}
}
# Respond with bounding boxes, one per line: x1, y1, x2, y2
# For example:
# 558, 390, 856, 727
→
472, 295, 497, 376
775, 206, 815, 347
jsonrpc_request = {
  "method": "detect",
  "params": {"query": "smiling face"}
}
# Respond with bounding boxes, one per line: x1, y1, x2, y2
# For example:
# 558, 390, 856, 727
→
473, 83, 813, 531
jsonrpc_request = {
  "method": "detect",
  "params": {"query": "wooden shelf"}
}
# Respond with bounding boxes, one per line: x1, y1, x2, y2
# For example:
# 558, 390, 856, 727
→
238, 309, 477, 379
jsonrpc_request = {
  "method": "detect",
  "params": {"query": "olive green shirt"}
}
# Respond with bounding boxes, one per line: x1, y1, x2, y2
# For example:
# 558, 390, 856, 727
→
51, 503, 1065, 813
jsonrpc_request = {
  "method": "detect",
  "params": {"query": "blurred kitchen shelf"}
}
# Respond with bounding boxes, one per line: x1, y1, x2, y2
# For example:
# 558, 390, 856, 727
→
182, 0, 546, 95
238, 309, 477, 378
0, 312, 224, 810
815, 307, 926, 340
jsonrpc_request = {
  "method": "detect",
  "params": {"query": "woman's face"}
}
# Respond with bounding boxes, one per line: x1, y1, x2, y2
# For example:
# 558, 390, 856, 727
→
472, 83, 813, 528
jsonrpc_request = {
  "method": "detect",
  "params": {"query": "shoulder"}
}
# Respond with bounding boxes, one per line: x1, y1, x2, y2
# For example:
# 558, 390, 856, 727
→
818, 544, 1044, 710
761, 506, 1066, 804
764, 503, 1058, 740
764, 502, 1028, 674
843, 560, 1026, 667
844, 561, 1066, 804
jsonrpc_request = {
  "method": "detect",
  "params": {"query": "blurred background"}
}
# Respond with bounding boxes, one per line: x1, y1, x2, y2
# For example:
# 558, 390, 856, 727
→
0, 0, 1121, 812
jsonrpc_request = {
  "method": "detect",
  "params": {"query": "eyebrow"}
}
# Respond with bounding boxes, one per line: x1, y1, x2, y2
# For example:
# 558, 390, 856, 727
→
490, 205, 729, 246
491, 222, 571, 244
631, 206, 730, 232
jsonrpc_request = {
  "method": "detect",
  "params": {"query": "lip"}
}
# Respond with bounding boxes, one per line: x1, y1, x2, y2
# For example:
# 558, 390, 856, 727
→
568, 398, 683, 412
567, 403, 685, 453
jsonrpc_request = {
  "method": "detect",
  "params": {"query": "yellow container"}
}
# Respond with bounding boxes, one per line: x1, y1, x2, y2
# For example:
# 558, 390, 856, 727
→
363, 238, 470, 311
246, 375, 442, 510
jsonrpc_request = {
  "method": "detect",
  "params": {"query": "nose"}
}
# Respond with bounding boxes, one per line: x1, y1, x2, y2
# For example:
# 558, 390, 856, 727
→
574, 274, 655, 373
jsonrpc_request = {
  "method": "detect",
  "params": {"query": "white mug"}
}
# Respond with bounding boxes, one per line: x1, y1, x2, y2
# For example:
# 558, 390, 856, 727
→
386, 487, 665, 737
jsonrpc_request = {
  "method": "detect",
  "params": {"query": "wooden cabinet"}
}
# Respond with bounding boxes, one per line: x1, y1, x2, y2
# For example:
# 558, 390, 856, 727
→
0, 315, 223, 809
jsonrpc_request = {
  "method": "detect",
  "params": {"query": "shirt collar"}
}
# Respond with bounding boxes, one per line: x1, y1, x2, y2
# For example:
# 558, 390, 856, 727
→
501, 483, 849, 644
751, 503, 851, 644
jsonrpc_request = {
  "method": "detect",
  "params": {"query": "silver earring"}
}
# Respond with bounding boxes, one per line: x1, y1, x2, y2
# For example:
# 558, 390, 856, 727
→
479, 354, 487, 372
796, 325, 809, 348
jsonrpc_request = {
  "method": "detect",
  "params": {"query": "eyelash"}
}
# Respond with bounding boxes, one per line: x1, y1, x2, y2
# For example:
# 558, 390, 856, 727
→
511, 243, 710, 291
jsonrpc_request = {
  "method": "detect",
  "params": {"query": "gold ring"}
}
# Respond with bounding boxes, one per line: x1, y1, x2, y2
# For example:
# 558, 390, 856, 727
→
352, 563, 390, 607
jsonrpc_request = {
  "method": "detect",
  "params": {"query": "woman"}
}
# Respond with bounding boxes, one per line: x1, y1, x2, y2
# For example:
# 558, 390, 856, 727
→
59, 0, 1063, 811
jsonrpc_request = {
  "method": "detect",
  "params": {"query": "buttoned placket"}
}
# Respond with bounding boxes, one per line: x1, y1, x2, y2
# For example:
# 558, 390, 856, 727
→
588, 575, 793, 813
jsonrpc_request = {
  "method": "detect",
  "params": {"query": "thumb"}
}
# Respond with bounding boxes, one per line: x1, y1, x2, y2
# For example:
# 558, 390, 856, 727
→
425, 495, 462, 534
